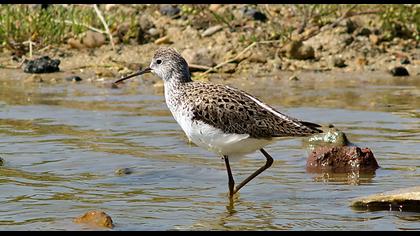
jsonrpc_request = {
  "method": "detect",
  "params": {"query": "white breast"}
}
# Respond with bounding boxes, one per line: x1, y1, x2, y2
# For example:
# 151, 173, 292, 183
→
170, 107, 272, 159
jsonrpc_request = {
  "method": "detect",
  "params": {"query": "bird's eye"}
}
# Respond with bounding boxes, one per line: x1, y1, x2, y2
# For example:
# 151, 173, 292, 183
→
156, 59, 162, 64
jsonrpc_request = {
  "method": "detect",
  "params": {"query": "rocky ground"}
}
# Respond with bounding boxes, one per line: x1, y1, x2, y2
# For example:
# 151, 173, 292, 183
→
0, 4, 419, 83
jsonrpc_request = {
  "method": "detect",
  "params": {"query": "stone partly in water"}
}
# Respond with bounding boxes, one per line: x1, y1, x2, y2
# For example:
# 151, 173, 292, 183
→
0, 157, 4, 166
114, 167, 133, 176
73, 210, 114, 229
351, 186, 420, 212
390, 66, 410, 76
23, 56, 60, 73
306, 126, 379, 173
307, 146, 379, 173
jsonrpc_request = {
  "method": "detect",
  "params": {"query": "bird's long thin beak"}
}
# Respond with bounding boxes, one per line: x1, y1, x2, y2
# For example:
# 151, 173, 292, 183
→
113, 67, 152, 84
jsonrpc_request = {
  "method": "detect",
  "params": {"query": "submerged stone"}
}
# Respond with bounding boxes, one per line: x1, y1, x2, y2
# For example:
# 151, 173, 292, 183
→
115, 167, 133, 176
351, 186, 420, 212
23, 56, 60, 74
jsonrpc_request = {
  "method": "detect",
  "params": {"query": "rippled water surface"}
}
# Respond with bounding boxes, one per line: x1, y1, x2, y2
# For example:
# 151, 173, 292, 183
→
0, 71, 419, 230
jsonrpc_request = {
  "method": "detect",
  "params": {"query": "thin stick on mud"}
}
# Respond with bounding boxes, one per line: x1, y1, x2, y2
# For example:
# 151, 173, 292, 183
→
93, 4, 115, 51
22, 40, 34, 59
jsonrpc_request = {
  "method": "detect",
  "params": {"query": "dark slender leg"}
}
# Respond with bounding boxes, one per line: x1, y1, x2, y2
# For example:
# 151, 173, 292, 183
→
223, 155, 235, 197
233, 148, 274, 194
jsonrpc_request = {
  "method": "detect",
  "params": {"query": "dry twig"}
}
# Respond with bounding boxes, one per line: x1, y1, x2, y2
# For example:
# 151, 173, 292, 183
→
93, 4, 115, 51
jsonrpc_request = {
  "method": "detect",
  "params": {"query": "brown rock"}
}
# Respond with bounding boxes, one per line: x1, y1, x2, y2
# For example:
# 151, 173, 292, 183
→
74, 210, 114, 228
307, 146, 379, 173
283, 40, 315, 60
67, 38, 85, 50
82, 31, 106, 48
369, 34, 380, 45
182, 48, 215, 67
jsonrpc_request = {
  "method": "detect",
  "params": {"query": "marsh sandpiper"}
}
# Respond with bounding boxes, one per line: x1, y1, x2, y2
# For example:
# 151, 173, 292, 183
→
114, 47, 323, 198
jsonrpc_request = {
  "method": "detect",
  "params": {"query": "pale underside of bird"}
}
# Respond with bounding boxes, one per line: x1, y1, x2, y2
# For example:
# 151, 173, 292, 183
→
114, 47, 323, 198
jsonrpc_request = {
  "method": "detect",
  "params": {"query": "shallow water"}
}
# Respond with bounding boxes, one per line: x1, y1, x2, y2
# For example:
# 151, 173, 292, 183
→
0, 71, 419, 230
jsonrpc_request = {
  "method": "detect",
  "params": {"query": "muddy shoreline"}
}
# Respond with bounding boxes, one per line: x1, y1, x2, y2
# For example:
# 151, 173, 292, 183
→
0, 4, 419, 85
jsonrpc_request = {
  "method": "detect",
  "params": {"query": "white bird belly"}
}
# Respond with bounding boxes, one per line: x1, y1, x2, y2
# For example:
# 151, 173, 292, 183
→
172, 110, 273, 158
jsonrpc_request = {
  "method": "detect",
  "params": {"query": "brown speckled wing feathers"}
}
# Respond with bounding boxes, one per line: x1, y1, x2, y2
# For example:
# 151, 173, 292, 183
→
184, 82, 322, 139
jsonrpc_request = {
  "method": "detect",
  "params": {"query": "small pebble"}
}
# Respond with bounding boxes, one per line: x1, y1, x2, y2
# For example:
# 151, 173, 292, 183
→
390, 66, 409, 76
242, 7, 267, 22
159, 5, 180, 17
333, 57, 347, 68
82, 31, 106, 48
23, 56, 60, 74
356, 27, 371, 37
201, 25, 223, 37
65, 76, 82, 82
400, 58, 410, 65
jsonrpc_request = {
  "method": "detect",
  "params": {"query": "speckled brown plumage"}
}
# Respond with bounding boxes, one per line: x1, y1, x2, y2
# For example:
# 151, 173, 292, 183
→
165, 80, 322, 139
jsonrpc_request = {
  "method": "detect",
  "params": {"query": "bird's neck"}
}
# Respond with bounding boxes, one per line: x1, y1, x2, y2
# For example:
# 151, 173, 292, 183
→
164, 74, 193, 89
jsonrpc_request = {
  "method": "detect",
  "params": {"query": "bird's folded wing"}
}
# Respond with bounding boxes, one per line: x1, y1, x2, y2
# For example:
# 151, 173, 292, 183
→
188, 83, 322, 138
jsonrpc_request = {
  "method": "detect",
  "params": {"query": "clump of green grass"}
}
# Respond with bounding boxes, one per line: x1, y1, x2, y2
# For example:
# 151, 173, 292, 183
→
0, 4, 138, 52
378, 4, 419, 41
0, 5, 94, 49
